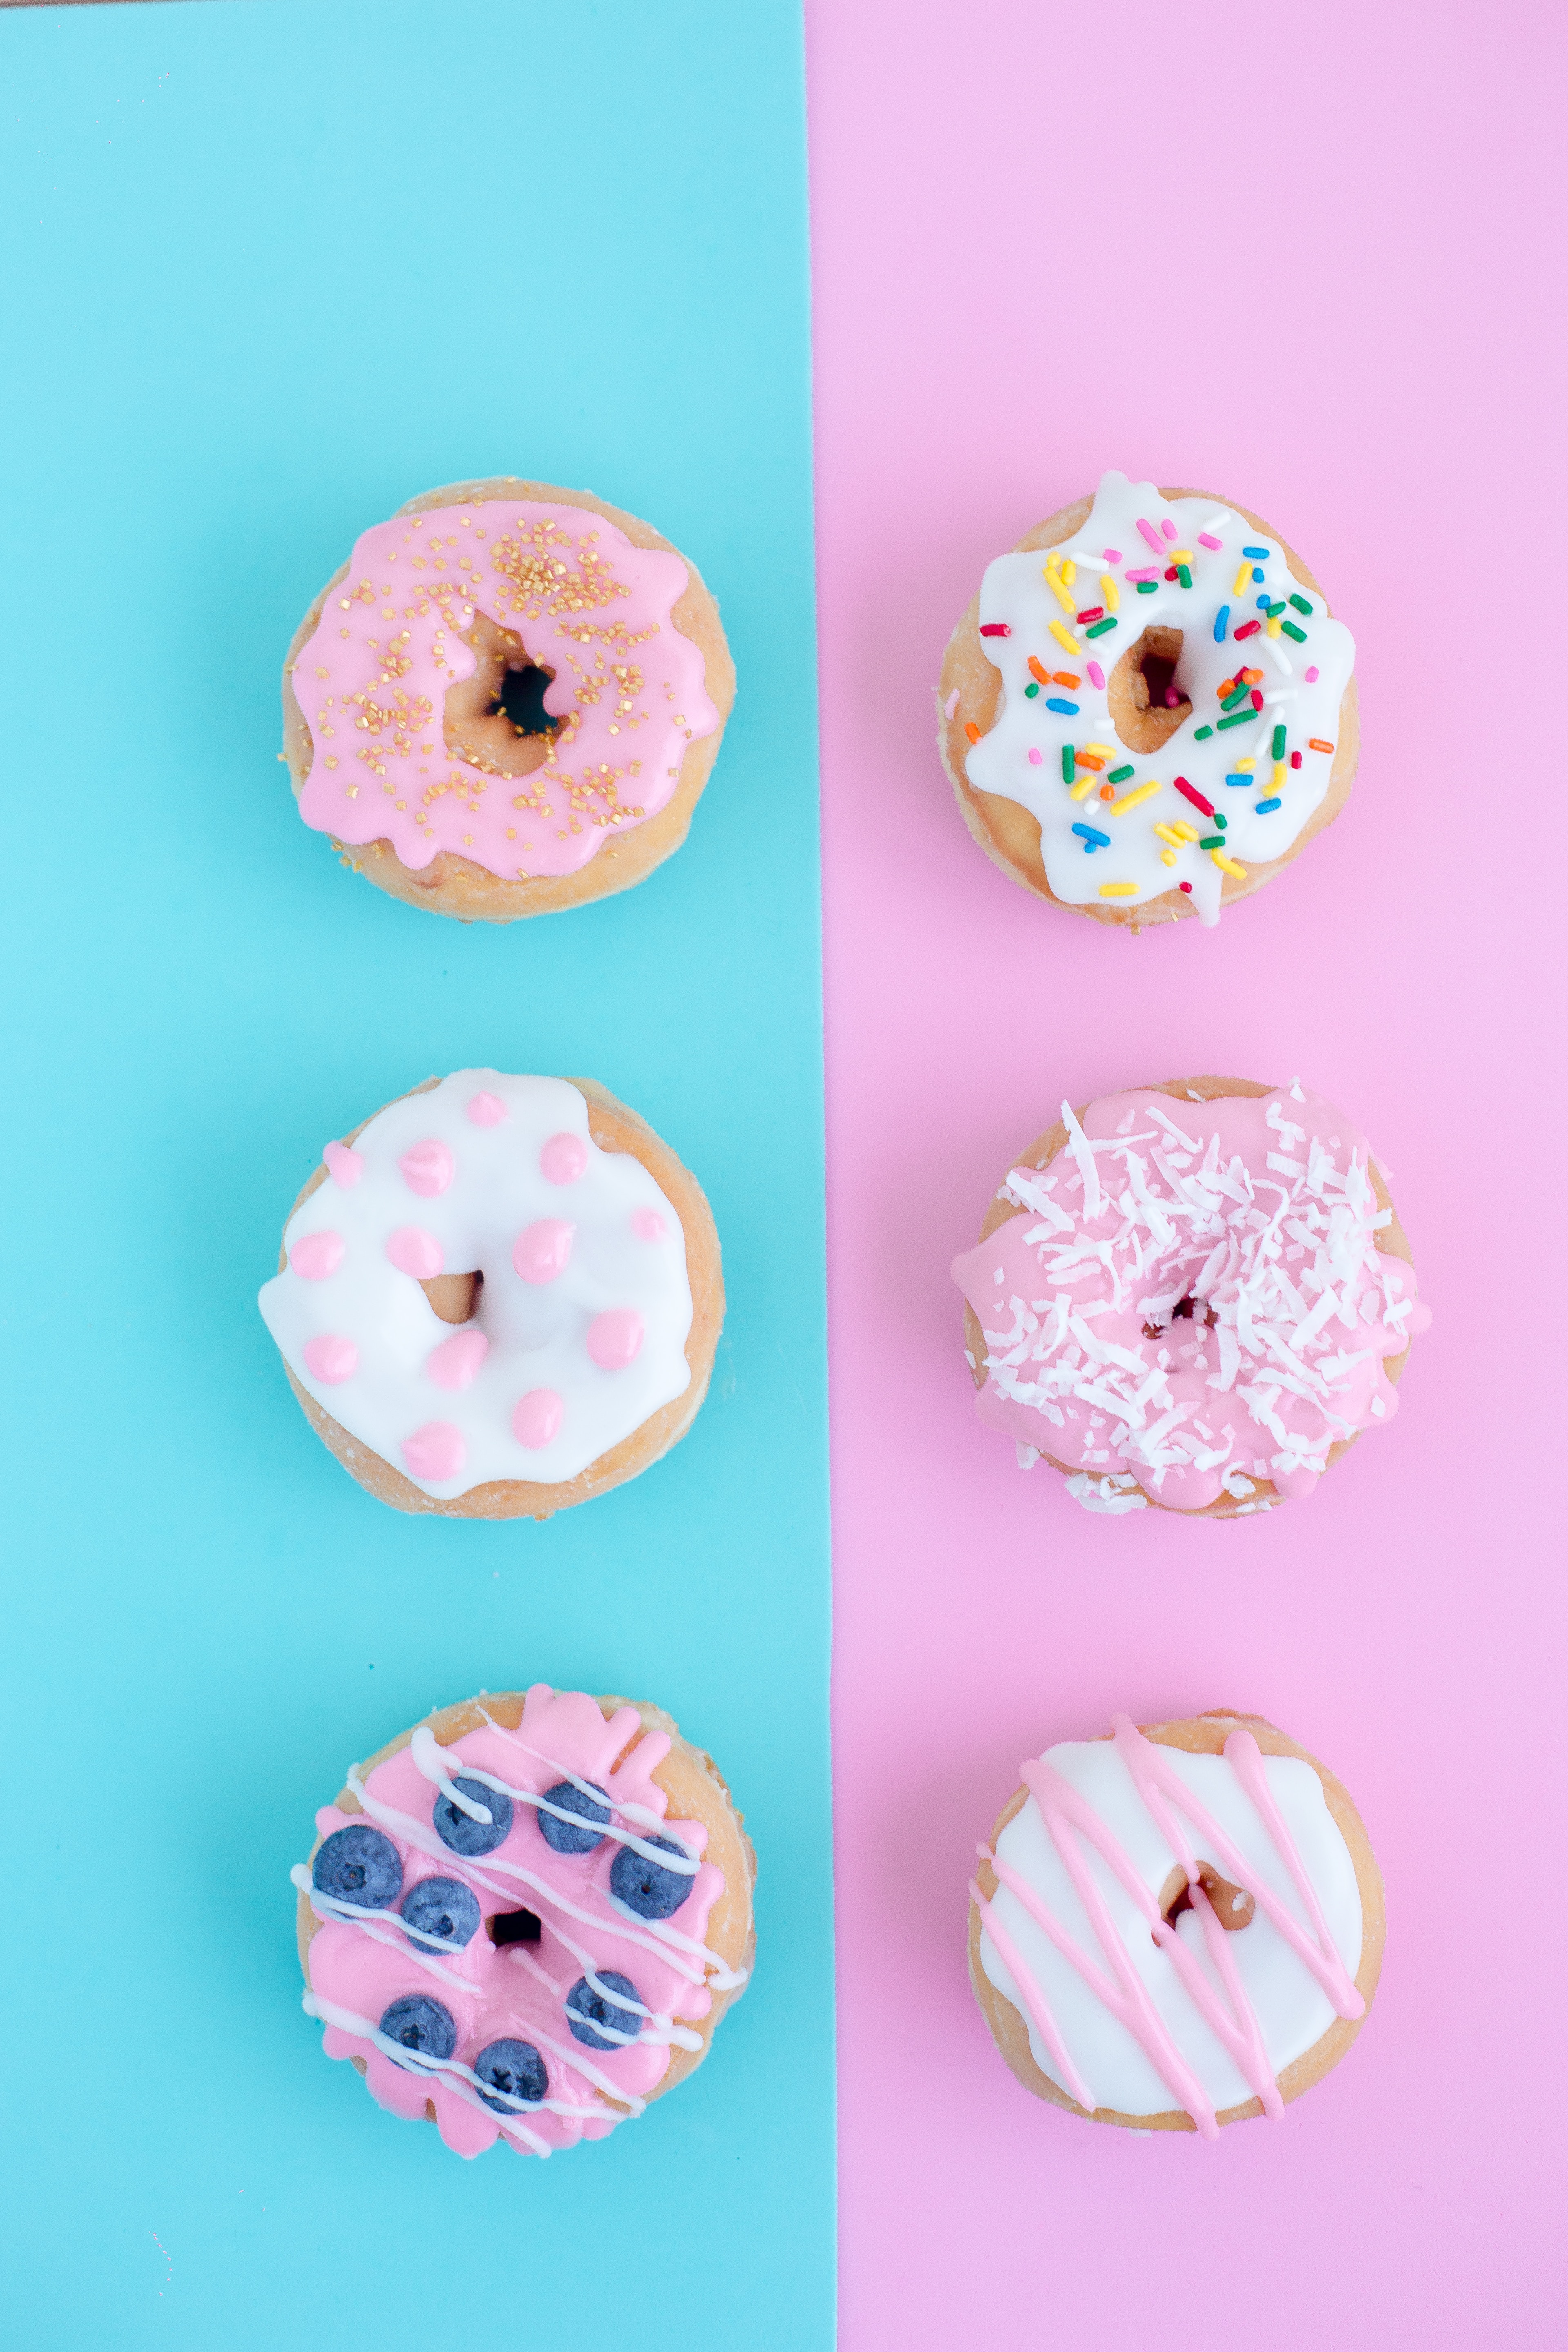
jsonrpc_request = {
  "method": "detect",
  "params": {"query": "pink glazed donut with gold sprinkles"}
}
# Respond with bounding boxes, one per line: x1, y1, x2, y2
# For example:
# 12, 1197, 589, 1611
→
282, 478, 735, 921
951, 1076, 1428, 1518
258, 1069, 722, 1519
295, 1683, 754, 2159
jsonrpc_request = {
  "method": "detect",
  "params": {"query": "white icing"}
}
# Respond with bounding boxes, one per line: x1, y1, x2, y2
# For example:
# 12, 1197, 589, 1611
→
258, 1071, 693, 1497
964, 472, 1355, 926
979, 1738, 1362, 2119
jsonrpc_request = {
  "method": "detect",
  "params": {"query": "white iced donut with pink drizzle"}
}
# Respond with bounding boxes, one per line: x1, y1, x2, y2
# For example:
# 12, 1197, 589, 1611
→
258, 1069, 723, 1519
952, 1076, 1428, 1517
282, 478, 734, 922
296, 1685, 754, 2160
969, 1710, 1383, 2136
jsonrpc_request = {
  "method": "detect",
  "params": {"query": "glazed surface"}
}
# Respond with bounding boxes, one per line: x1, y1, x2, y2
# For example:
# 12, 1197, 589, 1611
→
288, 497, 719, 881
972, 1716, 1364, 2136
296, 1686, 747, 2160
959, 472, 1354, 926
951, 1082, 1427, 1512
258, 1071, 694, 1499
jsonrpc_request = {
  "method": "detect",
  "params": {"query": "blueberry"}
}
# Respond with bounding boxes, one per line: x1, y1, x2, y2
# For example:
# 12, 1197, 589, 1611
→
474, 2038, 548, 2113
312, 1824, 402, 1911
399, 1876, 480, 1953
565, 1971, 642, 2051
377, 1995, 457, 2066
609, 1834, 695, 1920
537, 1779, 611, 1855
433, 1776, 513, 1857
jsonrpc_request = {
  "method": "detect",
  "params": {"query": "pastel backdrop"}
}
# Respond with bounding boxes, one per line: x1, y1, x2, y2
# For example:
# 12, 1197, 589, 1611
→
807, 0, 1566, 2343
0, 4, 831, 2346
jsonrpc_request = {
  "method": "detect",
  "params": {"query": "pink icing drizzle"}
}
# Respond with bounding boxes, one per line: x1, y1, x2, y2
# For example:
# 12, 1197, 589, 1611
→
426, 1330, 488, 1392
512, 1219, 575, 1284
289, 501, 719, 882
299, 1686, 737, 2158
971, 1716, 1364, 2138
386, 1226, 444, 1280
399, 1139, 454, 1198
290, 1230, 344, 1280
467, 1092, 508, 1127
539, 1132, 588, 1185
951, 1085, 1430, 1510
512, 1389, 564, 1448
402, 1422, 466, 1481
323, 1140, 363, 1188
587, 1308, 644, 1370
303, 1334, 358, 1384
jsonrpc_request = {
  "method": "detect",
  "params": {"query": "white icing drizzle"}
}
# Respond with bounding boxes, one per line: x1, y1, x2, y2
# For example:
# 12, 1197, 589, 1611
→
258, 1070, 694, 1497
963, 472, 1355, 925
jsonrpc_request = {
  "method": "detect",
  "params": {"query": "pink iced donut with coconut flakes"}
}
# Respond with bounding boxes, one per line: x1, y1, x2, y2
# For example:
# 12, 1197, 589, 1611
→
951, 1075, 1429, 1518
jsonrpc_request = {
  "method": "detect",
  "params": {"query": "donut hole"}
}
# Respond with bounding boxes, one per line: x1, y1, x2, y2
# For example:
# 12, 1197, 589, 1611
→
1107, 626, 1192, 753
421, 1270, 482, 1325
488, 1907, 543, 1947
441, 609, 559, 780
1156, 1862, 1256, 1937
1140, 1293, 1218, 1341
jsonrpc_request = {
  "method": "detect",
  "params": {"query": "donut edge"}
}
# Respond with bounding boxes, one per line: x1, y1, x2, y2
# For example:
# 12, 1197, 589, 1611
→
966, 1709, 1385, 2133
959, 1074, 1419, 1521
275, 1073, 724, 1520
935, 487, 1360, 932
298, 1687, 757, 2134
281, 479, 736, 924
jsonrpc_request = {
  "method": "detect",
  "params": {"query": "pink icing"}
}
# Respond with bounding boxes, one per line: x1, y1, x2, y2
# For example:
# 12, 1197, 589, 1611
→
303, 1334, 358, 1384
402, 1422, 466, 1481
426, 1330, 488, 1392
970, 1716, 1363, 2138
399, 1138, 454, 1198
512, 1389, 564, 1448
289, 500, 720, 882
587, 1309, 644, 1370
539, 1131, 589, 1185
951, 1085, 1430, 1511
387, 1226, 444, 1280
631, 1207, 668, 1243
291, 1229, 344, 1281
512, 1218, 575, 1284
323, 1140, 363, 1188
299, 1685, 737, 2158
467, 1091, 508, 1127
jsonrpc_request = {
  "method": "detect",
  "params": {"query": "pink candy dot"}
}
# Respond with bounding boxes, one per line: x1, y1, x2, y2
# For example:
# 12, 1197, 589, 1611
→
387, 1226, 444, 1279
402, 1422, 467, 1481
587, 1308, 644, 1370
323, 1140, 363, 1188
425, 1329, 488, 1392
1027, 748, 1043, 767
631, 1206, 668, 1243
303, 1334, 358, 1384
399, 1138, 454, 1198
512, 1389, 563, 1448
290, 1229, 345, 1281
1304, 665, 1320, 682
540, 1131, 588, 1185
512, 1218, 575, 1283
467, 1091, 508, 1127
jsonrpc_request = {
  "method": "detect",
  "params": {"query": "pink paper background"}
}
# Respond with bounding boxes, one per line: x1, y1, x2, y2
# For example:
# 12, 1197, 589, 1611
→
807, 2, 1566, 2342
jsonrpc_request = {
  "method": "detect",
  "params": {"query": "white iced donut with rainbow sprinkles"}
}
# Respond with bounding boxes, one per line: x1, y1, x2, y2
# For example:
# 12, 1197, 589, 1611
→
258, 1069, 723, 1519
938, 471, 1358, 928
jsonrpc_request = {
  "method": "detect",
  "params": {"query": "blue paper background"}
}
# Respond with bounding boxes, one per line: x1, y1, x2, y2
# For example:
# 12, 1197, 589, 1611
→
0, 4, 832, 2343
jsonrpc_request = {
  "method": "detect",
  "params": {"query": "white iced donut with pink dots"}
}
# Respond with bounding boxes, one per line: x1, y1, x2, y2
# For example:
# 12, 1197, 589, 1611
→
258, 1070, 723, 1519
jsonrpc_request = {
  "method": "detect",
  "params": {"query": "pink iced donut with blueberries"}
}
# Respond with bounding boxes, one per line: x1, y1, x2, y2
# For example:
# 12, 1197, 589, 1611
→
281, 477, 735, 922
258, 1069, 722, 1519
952, 1075, 1428, 1517
296, 1683, 754, 2159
